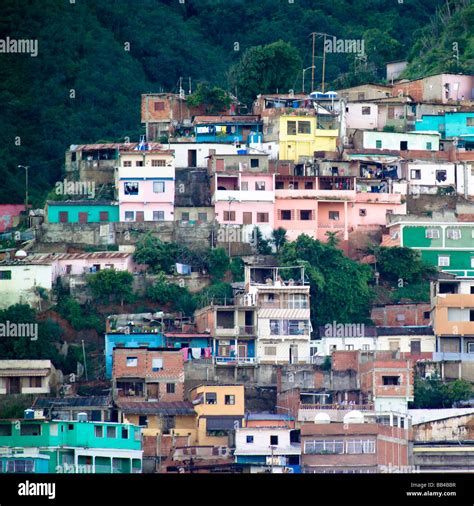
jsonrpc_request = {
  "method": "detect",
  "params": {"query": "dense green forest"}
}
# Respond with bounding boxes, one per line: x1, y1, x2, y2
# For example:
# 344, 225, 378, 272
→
0, 0, 472, 207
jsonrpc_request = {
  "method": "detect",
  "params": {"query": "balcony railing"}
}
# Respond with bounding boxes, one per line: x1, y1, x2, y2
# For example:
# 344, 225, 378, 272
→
238, 325, 257, 336
215, 356, 256, 365
258, 301, 309, 309
433, 352, 474, 362
299, 403, 374, 411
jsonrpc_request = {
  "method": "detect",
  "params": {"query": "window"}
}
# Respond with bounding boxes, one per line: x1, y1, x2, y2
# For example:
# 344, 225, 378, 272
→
305, 181, 314, 190
121, 428, 129, 439
20, 424, 41, 436
136, 160, 144, 167
424, 311, 430, 319
438, 255, 450, 267
255, 181, 266, 191
29, 377, 42, 388
59, 211, 68, 223
124, 182, 139, 195
124, 211, 134, 222
270, 435, 279, 445
181, 212, 190, 222
106, 426, 116, 438
275, 181, 284, 190
425, 229, 440, 239
153, 211, 165, 221
359, 209, 367, 217
300, 210, 312, 221
123, 161, 132, 167
436, 170, 447, 182
154, 101, 165, 111
382, 376, 400, 386
270, 320, 281, 335
471, 257, 474, 269
241, 181, 249, 191
246, 435, 254, 444
95, 426, 103, 438
152, 358, 163, 371
345, 345, 354, 351
265, 346, 277, 356
250, 159, 260, 168
447, 228, 461, 240
0, 424, 12, 436
346, 440, 376, 454
411, 169, 421, 180
288, 181, 299, 189
305, 440, 344, 455
400, 141, 408, 150
206, 392, 217, 405
287, 121, 297, 135
467, 117, 474, 126
426, 142, 432, 150
257, 213, 269, 223
361, 107, 371, 115
126, 357, 138, 367
470, 310, 474, 322
468, 342, 474, 353
99, 211, 109, 222
166, 383, 175, 394
329, 211, 339, 221
138, 416, 148, 427
298, 121, 311, 134
281, 210, 292, 220
0, 271, 12, 280
223, 211, 236, 221
7, 460, 34, 473
225, 395, 235, 405
153, 181, 165, 193
410, 340, 421, 353
362, 344, 370, 351
375, 140, 382, 149
152, 159, 166, 167
198, 212, 208, 223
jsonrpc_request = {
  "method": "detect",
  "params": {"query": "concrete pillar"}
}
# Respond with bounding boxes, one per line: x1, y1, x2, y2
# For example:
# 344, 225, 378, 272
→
343, 201, 348, 240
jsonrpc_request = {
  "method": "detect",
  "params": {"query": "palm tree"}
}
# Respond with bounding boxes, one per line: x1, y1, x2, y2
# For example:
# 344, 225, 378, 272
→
271, 227, 288, 253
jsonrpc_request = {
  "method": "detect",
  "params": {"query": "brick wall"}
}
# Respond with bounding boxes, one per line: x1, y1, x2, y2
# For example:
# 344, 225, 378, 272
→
371, 303, 430, 327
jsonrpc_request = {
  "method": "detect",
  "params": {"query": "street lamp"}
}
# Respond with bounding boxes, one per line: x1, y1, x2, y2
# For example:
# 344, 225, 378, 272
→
302, 66, 315, 94
18, 164, 29, 219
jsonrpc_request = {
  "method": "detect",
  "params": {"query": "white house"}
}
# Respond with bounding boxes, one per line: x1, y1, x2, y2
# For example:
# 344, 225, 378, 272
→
406, 162, 456, 195
234, 427, 300, 473
345, 103, 379, 130
0, 360, 59, 395
359, 131, 440, 151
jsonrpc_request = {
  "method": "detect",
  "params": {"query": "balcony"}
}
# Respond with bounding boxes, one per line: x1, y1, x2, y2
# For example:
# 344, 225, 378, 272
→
258, 301, 309, 310
215, 356, 256, 365
238, 325, 257, 336
214, 190, 274, 203
433, 352, 474, 362
355, 192, 402, 204
317, 222, 345, 230
275, 189, 355, 200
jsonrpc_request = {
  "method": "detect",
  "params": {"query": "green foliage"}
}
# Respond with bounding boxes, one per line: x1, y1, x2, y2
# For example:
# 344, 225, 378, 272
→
391, 282, 430, 304
278, 235, 373, 327
271, 228, 287, 253
87, 270, 134, 305
252, 227, 272, 255
230, 257, 245, 282
186, 83, 232, 114
0, 395, 34, 419
56, 297, 103, 332
197, 282, 233, 307
204, 247, 230, 282
229, 40, 302, 105
374, 247, 436, 285
147, 274, 197, 316
411, 376, 472, 409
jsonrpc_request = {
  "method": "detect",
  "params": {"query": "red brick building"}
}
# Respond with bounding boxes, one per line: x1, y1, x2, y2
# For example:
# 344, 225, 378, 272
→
371, 303, 431, 327
112, 347, 184, 402
301, 420, 410, 473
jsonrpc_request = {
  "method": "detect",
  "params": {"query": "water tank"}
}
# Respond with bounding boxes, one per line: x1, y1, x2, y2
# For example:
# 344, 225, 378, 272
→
343, 410, 365, 424
314, 413, 331, 424
24, 409, 35, 419
15, 250, 27, 258
77, 412, 88, 422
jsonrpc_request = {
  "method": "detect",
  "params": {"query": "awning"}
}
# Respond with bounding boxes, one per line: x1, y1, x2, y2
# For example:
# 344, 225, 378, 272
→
205, 417, 243, 430
0, 370, 48, 377
347, 154, 401, 164
258, 308, 309, 319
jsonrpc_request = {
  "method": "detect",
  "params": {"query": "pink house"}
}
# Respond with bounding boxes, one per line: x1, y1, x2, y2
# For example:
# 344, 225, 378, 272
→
0, 204, 25, 232
118, 150, 175, 222
274, 175, 406, 242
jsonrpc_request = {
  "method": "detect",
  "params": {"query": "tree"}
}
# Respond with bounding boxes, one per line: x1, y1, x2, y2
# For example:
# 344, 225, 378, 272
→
87, 270, 134, 305
204, 248, 229, 282
278, 235, 373, 327
411, 376, 472, 408
230, 257, 245, 282
271, 228, 288, 253
186, 83, 232, 114
252, 227, 272, 255
147, 274, 197, 316
228, 40, 302, 105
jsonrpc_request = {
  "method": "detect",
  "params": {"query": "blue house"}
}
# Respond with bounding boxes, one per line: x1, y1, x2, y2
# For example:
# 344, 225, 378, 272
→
416, 111, 474, 149
194, 115, 263, 144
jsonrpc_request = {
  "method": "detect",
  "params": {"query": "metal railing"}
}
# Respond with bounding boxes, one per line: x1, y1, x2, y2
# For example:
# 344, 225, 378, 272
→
215, 356, 256, 365
299, 403, 374, 411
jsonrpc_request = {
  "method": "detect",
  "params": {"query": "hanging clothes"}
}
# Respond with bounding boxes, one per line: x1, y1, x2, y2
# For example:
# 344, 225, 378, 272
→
191, 348, 201, 360
204, 347, 212, 359
181, 347, 189, 362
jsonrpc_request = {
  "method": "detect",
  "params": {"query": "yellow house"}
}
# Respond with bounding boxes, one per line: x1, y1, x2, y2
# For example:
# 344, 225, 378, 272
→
278, 115, 338, 162
190, 384, 245, 447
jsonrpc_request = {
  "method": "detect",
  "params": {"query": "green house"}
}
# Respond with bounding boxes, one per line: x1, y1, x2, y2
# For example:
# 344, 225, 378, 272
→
46, 201, 119, 224
389, 221, 474, 277
0, 419, 142, 474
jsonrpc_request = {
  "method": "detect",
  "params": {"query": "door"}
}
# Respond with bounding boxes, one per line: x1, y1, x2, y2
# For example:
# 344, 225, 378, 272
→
289, 345, 298, 365
136, 211, 145, 222
7, 377, 21, 394
400, 141, 408, 150
188, 149, 197, 167
78, 212, 88, 224
243, 212, 252, 225
237, 344, 247, 362
147, 383, 159, 400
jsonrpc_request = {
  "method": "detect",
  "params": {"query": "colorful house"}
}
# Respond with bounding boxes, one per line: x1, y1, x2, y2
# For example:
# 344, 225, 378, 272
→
278, 114, 338, 163
0, 419, 142, 474
46, 201, 119, 224
415, 111, 474, 150
118, 149, 175, 222
190, 384, 245, 447
193, 116, 262, 144
353, 130, 440, 151
0, 204, 25, 232
387, 218, 474, 277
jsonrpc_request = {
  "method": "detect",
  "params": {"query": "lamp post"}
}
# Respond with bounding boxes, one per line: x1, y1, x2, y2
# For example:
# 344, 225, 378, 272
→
18, 164, 29, 216
302, 66, 315, 94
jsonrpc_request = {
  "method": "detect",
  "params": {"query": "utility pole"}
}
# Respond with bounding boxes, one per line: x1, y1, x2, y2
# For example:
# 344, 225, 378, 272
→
321, 34, 327, 93
18, 165, 29, 216
81, 340, 88, 381
311, 33, 316, 92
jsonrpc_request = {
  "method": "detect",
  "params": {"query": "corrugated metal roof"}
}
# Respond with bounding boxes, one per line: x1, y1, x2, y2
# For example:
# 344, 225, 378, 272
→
0, 370, 48, 377
10, 252, 131, 265
409, 408, 474, 425
32, 396, 112, 408
194, 115, 260, 125
117, 401, 194, 415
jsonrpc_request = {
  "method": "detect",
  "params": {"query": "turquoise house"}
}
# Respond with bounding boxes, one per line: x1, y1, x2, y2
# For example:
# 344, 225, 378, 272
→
194, 116, 263, 144
0, 419, 142, 473
415, 112, 474, 149
46, 201, 119, 224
